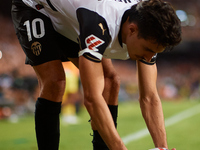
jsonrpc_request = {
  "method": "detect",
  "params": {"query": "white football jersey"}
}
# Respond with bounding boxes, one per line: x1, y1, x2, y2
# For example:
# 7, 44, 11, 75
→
22, 0, 140, 61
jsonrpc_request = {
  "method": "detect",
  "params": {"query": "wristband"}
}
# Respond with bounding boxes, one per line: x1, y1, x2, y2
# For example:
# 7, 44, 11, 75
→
149, 148, 169, 150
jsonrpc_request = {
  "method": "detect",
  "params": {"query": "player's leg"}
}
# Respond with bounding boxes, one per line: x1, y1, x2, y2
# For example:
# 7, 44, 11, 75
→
33, 44, 79, 149
34, 61, 65, 102
92, 58, 120, 150
102, 58, 120, 127
11, 1, 68, 149
68, 57, 120, 149
33, 60, 65, 150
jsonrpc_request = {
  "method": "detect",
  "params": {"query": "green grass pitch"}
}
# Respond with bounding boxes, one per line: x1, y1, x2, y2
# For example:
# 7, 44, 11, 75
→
0, 99, 199, 150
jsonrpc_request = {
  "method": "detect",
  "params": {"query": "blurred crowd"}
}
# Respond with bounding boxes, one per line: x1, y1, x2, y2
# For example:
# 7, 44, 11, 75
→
0, 0, 200, 120
112, 56, 200, 102
168, 0, 200, 41
0, 17, 38, 120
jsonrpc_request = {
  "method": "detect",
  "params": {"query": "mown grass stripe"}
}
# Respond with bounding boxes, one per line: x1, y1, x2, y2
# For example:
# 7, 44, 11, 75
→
122, 103, 200, 145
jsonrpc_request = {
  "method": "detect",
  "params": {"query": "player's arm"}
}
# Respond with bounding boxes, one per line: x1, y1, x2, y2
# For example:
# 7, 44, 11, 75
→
77, 8, 126, 150
79, 56, 125, 150
136, 60, 168, 148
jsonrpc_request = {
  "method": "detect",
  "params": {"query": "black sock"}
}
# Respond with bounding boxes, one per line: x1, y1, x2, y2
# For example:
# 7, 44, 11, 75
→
108, 105, 118, 128
92, 105, 118, 150
35, 98, 62, 150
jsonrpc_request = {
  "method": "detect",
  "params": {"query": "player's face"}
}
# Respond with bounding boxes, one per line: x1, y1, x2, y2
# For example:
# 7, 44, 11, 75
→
126, 35, 165, 62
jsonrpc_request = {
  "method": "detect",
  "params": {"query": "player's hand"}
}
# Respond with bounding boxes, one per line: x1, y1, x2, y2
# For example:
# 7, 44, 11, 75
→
171, 148, 176, 150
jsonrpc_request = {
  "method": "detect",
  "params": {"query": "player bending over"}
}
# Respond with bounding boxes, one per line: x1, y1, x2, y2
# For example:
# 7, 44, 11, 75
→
11, 0, 181, 149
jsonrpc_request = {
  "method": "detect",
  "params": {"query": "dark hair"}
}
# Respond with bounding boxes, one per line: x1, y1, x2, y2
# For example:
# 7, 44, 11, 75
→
128, 0, 182, 50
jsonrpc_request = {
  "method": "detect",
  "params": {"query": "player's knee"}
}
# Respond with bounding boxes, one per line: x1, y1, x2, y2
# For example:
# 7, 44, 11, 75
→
50, 78, 66, 93
106, 72, 120, 90
104, 73, 120, 105
112, 73, 120, 90
52, 77, 66, 89
39, 76, 66, 100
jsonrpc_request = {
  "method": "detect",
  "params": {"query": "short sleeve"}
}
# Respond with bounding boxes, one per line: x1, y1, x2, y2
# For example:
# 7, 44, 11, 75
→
139, 53, 157, 65
76, 8, 111, 62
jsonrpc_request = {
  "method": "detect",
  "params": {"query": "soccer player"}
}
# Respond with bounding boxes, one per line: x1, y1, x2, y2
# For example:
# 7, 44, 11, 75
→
11, 0, 181, 150
11, 0, 120, 150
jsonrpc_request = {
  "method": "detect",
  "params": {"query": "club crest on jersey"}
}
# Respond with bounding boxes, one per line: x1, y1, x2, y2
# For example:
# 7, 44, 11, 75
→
31, 42, 42, 56
85, 35, 105, 51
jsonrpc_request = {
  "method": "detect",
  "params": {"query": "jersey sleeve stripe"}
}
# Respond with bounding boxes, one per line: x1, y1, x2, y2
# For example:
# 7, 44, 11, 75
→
46, 0, 57, 11
79, 48, 103, 60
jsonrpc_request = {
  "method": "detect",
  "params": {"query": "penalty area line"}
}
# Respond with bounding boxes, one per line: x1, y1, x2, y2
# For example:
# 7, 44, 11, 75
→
122, 103, 200, 145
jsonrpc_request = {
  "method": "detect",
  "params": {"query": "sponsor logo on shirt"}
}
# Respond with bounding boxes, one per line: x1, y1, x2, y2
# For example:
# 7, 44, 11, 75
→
85, 35, 105, 51
98, 23, 106, 35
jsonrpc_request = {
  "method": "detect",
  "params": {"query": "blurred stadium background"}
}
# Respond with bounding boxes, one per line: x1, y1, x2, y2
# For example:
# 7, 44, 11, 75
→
0, 0, 200, 149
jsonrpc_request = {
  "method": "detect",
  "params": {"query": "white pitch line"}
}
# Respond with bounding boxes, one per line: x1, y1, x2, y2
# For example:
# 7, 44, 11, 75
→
122, 103, 200, 145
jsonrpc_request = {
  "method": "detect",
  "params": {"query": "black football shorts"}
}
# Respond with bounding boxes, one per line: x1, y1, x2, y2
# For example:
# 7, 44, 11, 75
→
11, 0, 79, 66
